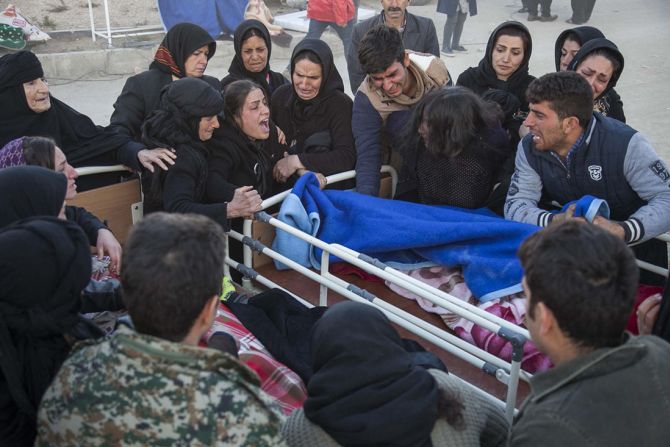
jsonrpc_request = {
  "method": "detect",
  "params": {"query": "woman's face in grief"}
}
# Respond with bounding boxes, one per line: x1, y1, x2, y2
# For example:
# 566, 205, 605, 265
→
492, 34, 525, 81
198, 115, 220, 141
23, 77, 51, 113
241, 35, 268, 73
292, 58, 323, 101
184, 45, 210, 77
235, 88, 270, 140
54, 146, 78, 200
576, 54, 614, 99
560, 38, 581, 71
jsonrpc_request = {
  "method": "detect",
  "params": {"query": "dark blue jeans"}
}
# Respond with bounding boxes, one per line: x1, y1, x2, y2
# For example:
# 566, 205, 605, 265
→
305, 18, 354, 53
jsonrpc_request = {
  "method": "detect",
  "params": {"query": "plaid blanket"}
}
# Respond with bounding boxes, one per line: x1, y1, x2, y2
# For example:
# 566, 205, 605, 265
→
204, 303, 307, 415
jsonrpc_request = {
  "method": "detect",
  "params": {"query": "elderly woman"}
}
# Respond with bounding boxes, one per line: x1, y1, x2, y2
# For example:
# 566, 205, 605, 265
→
282, 301, 509, 447
0, 166, 93, 447
110, 22, 221, 143
0, 51, 173, 186
457, 21, 535, 141
567, 37, 626, 123
271, 39, 355, 185
0, 136, 122, 271
142, 77, 262, 227
221, 19, 288, 99
406, 87, 510, 209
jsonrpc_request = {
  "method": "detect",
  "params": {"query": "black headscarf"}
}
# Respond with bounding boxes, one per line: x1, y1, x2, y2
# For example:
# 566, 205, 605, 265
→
149, 22, 216, 78
554, 26, 605, 71
0, 216, 90, 446
304, 301, 439, 447
285, 38, 344, 131
567, 37, 625, 99
221, 19, 287, 98
0, 165, 66, 229
142, 77, 224, 207
0, 51, 135, 166
474, 21, 533, 96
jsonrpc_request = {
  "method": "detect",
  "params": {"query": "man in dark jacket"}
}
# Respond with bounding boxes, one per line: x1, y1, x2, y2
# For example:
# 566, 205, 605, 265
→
352, 25, 450, 198
509, 221, 670, 446
505, 72, 670, 283
346, 0, 439, 93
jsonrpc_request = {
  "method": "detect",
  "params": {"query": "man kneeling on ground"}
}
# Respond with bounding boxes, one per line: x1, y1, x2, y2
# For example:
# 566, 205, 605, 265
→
509, 221, 670, 446
36, 213, 287, 446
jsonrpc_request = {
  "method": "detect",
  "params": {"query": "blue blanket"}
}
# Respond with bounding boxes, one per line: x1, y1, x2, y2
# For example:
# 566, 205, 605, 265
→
272, 174, 541, 302
158, 0, 245, 38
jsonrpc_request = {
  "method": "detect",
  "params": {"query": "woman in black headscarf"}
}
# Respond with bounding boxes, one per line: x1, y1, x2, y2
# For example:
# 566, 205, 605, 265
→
270, 39, 355, 185
554, 26, 604, 72
220, 19, 288, 99
0, 166, 92, 446
0, 51, 173, 183
282, 301, 508, 447
567, 37, 626, 123
457, 21, 535, 141
110, 22, 221, 143
142, 77, 262, 228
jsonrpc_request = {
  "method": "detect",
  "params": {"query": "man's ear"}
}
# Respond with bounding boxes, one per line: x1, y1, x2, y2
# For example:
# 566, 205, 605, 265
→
535, 301, 556, 336
200, 295, 220, 329
562, 115, 580, 135
403, 51, 410, 67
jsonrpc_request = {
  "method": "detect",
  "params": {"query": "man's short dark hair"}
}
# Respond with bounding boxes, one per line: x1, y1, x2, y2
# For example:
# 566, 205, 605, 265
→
526, 71, 594, 128
121, 213, 226, 342
358, 24, 405, 75
518, 221, 638, 349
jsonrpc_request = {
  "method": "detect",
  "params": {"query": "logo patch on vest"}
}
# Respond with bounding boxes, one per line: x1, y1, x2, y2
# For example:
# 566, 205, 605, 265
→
588, 165, 602, 181
650, 160, 670, 182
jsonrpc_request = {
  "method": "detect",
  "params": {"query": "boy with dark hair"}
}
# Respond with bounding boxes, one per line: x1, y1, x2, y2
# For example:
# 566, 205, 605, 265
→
510, 221, 670, 445
505, 71, 670, 283
353, 24, 451, 198
36, 213, 287, 446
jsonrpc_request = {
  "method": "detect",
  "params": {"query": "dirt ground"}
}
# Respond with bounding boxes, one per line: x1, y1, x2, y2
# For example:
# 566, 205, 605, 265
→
7, 0, 386, 54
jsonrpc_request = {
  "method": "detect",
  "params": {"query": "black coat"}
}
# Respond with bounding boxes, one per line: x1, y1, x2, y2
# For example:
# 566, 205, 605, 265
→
206, 118, 284, 202
457, 21, 535, 142
110, 69, 221, 142
346, 12, 440, 93
65, 205, 106, 246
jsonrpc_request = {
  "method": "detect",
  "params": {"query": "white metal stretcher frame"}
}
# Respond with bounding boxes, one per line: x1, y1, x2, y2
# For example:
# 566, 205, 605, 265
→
75, 165, 668, 422
86, 0, 164, 47
227, 168, 670, 423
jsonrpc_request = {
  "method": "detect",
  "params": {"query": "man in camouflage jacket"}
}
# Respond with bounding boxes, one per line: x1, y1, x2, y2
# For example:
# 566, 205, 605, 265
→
36, 213, 287, 446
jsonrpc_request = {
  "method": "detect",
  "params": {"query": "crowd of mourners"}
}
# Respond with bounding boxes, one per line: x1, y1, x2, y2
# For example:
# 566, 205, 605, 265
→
1, 0, 670, 445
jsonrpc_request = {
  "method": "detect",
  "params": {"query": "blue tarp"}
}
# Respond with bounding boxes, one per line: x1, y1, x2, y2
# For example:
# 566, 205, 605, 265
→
157, 0, 246, 38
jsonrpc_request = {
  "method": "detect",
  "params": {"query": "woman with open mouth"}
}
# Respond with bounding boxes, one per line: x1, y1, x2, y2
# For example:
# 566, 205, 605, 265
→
221, 19, 288, 101
270, 39, 355, 187
141, 77, 263, 229
207, 79, 284, 202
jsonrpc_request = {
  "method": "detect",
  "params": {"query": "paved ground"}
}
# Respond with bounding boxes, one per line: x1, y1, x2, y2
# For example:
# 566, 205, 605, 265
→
48, 0, 670, 162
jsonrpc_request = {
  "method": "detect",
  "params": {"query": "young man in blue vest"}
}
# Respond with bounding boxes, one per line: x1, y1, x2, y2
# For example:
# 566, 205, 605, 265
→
505, 71, 670, 283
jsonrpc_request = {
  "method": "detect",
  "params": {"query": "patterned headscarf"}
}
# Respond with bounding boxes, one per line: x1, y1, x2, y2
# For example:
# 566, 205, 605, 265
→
0, 137, 26, 168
